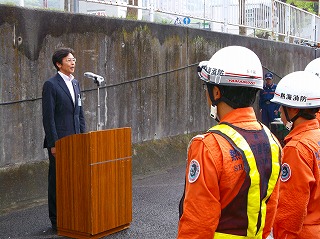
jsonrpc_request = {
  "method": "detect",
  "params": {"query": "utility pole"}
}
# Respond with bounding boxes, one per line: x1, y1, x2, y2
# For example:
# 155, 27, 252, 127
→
239, 0, 247, 35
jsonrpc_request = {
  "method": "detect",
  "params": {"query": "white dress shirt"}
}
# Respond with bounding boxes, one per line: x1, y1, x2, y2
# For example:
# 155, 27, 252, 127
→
58, 71, 75, 104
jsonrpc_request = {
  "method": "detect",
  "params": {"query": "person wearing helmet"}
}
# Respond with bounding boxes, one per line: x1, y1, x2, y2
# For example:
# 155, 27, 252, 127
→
259, 72, 280, 129
177, 46, 281, 239
271, 71, 320, 239
304, 57, 320, 123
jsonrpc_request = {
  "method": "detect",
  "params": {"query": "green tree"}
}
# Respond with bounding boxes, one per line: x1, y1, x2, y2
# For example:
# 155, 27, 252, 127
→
284, 0, 318, 15
126, 0, 138, 20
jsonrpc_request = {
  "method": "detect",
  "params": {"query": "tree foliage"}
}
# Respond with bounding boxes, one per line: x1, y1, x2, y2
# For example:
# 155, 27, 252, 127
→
284, 0, 318, 15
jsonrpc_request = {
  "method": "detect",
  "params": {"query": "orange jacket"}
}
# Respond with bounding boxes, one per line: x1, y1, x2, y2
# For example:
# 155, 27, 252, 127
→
273, 119, 320, 239
177, 107, 281, 239
316, 111, 320, 124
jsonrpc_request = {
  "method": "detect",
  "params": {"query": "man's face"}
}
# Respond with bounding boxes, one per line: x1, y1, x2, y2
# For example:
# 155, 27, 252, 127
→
279, 106, 286, 124
265, 78, 272, 86
57, 53, 76, 76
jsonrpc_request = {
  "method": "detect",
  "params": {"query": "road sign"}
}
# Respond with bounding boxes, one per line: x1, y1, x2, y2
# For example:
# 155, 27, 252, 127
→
174, 17, 182, 25
183, 17, 191, 25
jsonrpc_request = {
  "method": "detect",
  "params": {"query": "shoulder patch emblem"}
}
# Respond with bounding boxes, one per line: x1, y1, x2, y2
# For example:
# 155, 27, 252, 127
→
281, 163, 291, 182
188, 159, 200, 183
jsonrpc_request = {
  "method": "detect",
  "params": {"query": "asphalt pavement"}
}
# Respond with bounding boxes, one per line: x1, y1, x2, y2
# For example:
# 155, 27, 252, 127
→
0, 164, 186, 239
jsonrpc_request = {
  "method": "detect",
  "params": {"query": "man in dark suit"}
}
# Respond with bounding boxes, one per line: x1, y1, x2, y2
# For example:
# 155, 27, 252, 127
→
42, 47, 86, 231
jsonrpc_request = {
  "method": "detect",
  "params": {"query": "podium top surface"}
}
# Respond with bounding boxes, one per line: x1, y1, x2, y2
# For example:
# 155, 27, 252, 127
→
55, 127, 132, 164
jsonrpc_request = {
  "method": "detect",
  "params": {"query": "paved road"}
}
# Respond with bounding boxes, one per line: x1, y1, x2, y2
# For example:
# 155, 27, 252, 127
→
0, 164, 186, 239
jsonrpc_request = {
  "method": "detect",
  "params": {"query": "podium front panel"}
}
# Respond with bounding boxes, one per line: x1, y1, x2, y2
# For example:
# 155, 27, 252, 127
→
56, 127, 132, 238
56, 133, 91, 233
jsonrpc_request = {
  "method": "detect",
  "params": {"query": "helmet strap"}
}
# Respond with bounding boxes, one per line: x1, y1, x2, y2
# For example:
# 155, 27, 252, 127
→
207, 83, 221, 122
283, 106, 294, 130
210, 105, 220, 122
207, 83, 244, 122
283, 107, 308, 130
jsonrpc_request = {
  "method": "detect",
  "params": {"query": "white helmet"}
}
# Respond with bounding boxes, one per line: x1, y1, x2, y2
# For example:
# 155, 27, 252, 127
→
305, 57, 320, 77
271, 71, 320, 108
197, 46, 263, 89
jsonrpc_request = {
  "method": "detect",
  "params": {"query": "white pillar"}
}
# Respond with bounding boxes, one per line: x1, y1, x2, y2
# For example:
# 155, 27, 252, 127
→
149, 0, 154, 22
222, 0, 228, 32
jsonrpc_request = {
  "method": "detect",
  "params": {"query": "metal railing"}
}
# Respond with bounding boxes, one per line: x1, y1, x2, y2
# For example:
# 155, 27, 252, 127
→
80, 0, 320, 45
2, 0, 319, 45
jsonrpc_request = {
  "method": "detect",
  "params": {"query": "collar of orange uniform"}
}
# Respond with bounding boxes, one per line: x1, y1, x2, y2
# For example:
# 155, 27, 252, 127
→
219, 107, 257, 124
284, 119, 320, 144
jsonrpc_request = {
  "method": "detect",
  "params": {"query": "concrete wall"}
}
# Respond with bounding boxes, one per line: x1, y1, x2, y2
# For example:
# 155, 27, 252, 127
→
0, 4, 318, 213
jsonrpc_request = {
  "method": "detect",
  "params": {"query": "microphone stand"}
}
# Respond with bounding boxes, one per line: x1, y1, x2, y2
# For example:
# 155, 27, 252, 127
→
93, 77, 102, 131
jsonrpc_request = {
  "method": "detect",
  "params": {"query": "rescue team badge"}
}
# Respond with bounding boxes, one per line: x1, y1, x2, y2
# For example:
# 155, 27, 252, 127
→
188, 159, 200, 183
281, 163, 291, 182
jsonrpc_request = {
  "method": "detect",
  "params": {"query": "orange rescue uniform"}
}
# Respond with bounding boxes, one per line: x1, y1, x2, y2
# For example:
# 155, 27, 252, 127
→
177, 107, 281, 239
316, 111, 320, 124
273, 119, 320, 239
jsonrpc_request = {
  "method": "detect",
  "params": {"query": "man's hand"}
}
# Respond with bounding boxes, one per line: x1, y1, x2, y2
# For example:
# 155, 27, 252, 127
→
51, 147, 56, 157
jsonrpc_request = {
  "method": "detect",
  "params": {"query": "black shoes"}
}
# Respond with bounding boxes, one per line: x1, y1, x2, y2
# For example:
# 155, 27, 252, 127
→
51, 223, 57, 232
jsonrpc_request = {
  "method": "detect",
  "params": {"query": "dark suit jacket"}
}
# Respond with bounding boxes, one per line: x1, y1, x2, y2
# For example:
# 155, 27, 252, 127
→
42, 73, 86, 148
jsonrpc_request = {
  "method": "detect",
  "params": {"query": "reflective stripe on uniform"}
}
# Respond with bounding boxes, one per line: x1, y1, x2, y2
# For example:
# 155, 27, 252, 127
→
257, 124, 280, 236
214, 231, 259, 239
209, 123, 280, 238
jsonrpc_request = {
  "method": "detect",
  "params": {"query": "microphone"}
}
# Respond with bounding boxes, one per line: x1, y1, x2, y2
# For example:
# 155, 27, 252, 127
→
84, 72, 104, 85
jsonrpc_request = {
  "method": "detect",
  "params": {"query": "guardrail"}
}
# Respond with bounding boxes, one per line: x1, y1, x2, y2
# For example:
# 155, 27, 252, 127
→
4, 0, 319, 46
83, 0, 320, 45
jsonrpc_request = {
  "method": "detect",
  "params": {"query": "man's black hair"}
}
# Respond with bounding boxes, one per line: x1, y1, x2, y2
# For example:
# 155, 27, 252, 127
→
52, 48, 75, 71
298, 108, 319, 120
207, 83, 259, 109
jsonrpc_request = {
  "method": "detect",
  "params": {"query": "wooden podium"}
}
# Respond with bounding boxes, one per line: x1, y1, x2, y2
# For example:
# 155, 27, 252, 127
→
55, 127, 132, 239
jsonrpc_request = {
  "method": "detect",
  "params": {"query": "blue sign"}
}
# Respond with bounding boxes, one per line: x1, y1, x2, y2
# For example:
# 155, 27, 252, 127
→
183, 17, 191, 25
174, 17, 182, 25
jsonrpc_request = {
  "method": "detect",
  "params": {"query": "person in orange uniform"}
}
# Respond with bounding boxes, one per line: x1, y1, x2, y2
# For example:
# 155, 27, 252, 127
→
315, 111, 320, 123
177, 46, 281, 239
270, 71, 320, 239
304, 57, 320, 124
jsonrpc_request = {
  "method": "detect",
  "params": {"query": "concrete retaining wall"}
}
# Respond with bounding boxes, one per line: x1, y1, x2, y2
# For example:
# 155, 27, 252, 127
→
0, 4, 318, 213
